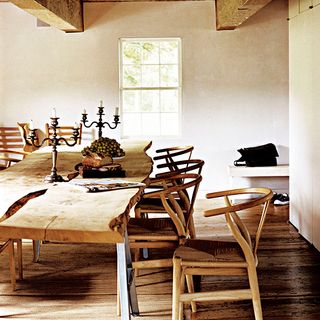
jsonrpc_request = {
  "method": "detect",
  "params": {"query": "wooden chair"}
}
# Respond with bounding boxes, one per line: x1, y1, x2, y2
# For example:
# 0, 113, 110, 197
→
17, 122, 39, 152
172, 187, 273, 320
135, 159, 205, 239
116, 173, 202, 316
0, 126, 29, 170
45, 123, 82, 145
128, 173, 202, 272
0, 240, 23, 291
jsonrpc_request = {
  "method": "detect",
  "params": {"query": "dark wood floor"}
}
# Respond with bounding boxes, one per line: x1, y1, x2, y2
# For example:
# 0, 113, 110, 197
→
1, 201, 320, 319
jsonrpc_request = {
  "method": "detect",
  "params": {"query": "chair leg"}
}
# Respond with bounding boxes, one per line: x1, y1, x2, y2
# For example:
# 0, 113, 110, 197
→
8, 240, 16, 291
247, 265, 263, 320
133, 248, 141, 277
172, 257, 182, 320
134, 208, 149, 259
135, 206, 142, 218
16, 239, 23, 280
32, 240, 41, 262
142, 247, 149, 259
186, 274, 197, 312
179, 268, 186, 320
188, 216, 196, 239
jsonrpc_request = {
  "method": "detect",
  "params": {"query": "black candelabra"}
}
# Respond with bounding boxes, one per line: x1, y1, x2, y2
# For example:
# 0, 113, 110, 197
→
81, 101, 120, 138
29, 117, 80, 183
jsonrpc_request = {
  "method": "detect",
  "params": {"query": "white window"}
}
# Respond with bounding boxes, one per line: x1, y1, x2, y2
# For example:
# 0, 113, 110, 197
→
120, 38, 181, 137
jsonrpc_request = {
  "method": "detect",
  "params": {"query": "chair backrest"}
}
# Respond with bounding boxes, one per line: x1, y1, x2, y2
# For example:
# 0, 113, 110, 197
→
17, 122, 39, 152
144, 173, 202, 239
45, 123, 82, 145
0, 127, 24, 150
154, 146, 194, 173
156, 159, 204, 178
0, 126, 28, 169
204, 188, 273, 263
156, 159, 204, 220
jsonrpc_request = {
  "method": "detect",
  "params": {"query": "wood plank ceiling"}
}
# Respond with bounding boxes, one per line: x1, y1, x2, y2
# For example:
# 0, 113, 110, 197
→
1, 0, 274, 32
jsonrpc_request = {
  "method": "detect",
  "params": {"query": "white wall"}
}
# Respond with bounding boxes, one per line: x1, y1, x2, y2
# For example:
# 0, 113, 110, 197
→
289, 1, 320, 250
0, 0, 289, 194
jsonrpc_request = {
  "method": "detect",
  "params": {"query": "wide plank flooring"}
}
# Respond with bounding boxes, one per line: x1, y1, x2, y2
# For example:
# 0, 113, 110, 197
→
1, 201, 320, 319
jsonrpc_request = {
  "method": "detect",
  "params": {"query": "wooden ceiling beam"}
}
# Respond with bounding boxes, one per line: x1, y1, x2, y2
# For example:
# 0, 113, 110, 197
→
9, 0, 83, 32
216, 0, 273, 30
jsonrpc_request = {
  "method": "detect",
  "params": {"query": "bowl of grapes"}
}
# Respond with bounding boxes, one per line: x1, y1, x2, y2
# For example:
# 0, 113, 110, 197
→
76, 138, 126, 178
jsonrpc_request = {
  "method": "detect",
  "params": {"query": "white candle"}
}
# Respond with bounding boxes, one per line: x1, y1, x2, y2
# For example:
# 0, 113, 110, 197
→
82, 108, 87, 115
29, 119, 34, 130
74, 122, 79, 129
115, 107, 119, 116
100, 100, 103, 108
51, 107, 57, 118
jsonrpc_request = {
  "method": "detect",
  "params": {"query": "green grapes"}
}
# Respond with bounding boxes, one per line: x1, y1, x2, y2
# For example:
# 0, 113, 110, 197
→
81, 137, 125, 158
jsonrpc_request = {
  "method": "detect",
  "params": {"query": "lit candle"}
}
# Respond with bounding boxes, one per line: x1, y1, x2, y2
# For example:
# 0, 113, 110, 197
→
115, 107, 119, 116
29, 119, 34, 130
51, 107, 57, 118
82, 108, 87, 115
100, 100, 103, 108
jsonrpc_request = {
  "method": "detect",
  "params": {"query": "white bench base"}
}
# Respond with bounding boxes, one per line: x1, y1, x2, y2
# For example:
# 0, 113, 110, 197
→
227, 165, 289, 194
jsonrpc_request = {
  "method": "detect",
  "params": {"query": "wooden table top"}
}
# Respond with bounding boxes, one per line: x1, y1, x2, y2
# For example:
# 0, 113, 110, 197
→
0, 140, 153, 243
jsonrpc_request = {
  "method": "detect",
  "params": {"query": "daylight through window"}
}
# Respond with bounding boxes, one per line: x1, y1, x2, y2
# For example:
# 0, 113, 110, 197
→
120, 38, 181, 137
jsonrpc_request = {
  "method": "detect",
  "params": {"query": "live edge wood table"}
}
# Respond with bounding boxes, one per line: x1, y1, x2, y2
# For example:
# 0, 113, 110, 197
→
0, 140, 153, 320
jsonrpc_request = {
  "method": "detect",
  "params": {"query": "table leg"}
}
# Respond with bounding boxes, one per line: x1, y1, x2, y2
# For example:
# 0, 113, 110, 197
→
142, 248, 149, 259
124, 231, 139, 316
117, 243, 131, 319
116, 230, 139, 319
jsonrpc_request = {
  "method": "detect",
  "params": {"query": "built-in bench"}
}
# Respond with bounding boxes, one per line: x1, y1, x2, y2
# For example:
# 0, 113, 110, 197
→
228, 164, 289, 178
227, 164, 289, 193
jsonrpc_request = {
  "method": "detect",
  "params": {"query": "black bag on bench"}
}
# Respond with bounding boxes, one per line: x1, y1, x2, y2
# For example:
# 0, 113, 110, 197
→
234, 143, 279, 167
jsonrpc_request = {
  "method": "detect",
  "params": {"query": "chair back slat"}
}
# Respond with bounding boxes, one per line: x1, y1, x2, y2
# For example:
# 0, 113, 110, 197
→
146, 173, 202, 239
223, 195, 253, 250
154, 146, 194, 159
254, 200, 270, 257
156, 159, 204, 177
0, 132, 21, 136
159, 160, 204, 220
160, 193, 186, 237
0, 138, 23, 143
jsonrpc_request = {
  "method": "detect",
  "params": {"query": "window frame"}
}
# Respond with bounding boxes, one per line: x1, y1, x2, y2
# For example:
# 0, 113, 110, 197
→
119, 37, 182, 139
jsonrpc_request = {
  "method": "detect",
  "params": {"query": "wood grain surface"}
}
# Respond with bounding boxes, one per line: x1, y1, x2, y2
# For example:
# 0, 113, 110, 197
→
1, 203, 319, 319
0, 140, 152, 243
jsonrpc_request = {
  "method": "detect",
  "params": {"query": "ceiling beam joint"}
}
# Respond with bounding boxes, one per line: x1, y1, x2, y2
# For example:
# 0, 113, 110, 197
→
9, 0, 83, 32
215, 0, 273, 30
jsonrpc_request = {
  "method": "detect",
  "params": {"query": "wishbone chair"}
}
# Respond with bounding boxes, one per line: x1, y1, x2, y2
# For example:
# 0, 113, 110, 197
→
172, 187, 273, 320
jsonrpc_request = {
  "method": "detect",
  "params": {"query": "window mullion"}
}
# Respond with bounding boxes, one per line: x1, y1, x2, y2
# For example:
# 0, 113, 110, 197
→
120, 38, 180, 137
121, 86, 179, 91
